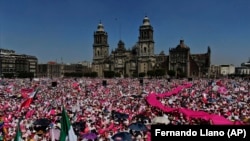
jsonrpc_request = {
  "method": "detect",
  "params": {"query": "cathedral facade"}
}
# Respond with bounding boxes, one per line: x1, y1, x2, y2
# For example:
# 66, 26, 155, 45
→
92, 16, 211, 78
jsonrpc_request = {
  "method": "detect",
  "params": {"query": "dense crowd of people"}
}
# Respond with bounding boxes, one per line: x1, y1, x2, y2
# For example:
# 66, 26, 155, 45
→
0, 77, 249, 141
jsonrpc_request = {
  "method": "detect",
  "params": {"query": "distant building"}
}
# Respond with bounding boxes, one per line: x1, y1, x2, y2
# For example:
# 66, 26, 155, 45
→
37, 62, 91, 78
220, 64, 235, 76
37, 61, 61, 78
209, 65, 221, 78
92, 16, 211, 78
80, 61, 92, 68
92, 17, 158, 77
169, 40, 211, 77
235, 58, 250, 75
0, 48, 38, 77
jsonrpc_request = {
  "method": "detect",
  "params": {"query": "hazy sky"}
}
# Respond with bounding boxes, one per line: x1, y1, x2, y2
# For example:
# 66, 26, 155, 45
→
1, 0, 249, 66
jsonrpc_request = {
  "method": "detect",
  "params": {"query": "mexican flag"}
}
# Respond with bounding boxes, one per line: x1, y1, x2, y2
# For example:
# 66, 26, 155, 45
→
59, 107, 77, 141
14, 121, 22, 141
19, 89, 39, 111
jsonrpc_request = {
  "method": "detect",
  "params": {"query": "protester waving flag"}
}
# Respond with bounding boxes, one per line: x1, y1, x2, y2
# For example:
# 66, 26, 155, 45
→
19, 88, 39, 111
59, 107, 77, 141
14, 120, 22, 141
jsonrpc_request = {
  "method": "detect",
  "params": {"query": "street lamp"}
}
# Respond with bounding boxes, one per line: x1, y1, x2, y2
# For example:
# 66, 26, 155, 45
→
197, 61, 202, 78
152, 62, 155, 78
175, 61, 181, 78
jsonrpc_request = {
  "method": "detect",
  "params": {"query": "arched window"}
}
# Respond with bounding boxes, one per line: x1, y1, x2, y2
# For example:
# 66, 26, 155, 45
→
97, 50, 100, 56
144, 47, 147, 53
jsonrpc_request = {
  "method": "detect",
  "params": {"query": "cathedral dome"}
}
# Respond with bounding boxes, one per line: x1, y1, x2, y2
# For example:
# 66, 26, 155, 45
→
143, 16, 150, 26
116, 40, 126, 52
176, 40, 189, 49
97, 22, 104, 31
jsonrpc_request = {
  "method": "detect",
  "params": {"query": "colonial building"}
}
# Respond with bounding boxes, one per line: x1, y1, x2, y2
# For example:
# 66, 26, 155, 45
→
37, 62, 91, 78
92, 16, 157, 77
220, 64, 235, 76
169, 40, 211, 77
92, 16, 211, 78
37, 61, 61, 78
209, 65, 221, 78
235, 58, 250, 75
0, 48, 38, 77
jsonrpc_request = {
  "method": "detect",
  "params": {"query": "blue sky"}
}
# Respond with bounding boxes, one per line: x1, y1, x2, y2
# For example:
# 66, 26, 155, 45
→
0, 0, 249, 66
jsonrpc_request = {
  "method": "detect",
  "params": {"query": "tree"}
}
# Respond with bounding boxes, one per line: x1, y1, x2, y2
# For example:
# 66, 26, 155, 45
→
147, 70, 155, 78
17, 72, 34, 78
90, 72, 98, 78
124, 74, 129, 78
168, 70, 175, 78
139, 72, 146, 77
155, 69, 166, 78
132, 72, 138, 78
3, 73, 14, 78
83, 72, 97, 78
103, 71, 115, 78
64, 72, 83, 77
114, 72, 121, 77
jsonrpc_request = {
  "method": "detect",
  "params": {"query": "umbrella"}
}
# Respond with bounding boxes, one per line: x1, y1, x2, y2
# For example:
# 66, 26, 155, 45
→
112, 132, 132, 141
82, 133, 97, 140
72, 121, 85, 135
130, 95, 142, 98
116, 113, 129, 120
207, 98, 216, 103
103, 108, 109, 113
133, 114, 151, 124
33, 118, 51, 126
128, 122, 148, 131
152, 116, 170, 125
33, 118, 51, 132
112, 111, 129, 121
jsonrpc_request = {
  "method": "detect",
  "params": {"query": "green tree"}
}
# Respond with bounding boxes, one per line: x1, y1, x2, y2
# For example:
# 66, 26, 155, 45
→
139, 72, 146, 77
168, 70, 176, 77
90, 72, 98, 78
132, 72, 138, 78
155, 69, 166, 78
114, 72, 121, 77
3, 73, 14, 78
147, 70, 155, 78
124, 74, 129, 78
103, 71, 115, 78
18, 72, 34, 78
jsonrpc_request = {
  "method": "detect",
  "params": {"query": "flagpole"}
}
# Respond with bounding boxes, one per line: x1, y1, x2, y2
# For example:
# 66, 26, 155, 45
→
14, 118, 22, 141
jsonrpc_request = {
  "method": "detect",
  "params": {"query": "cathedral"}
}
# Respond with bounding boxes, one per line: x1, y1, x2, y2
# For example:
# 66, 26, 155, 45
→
92, 16, 211, 78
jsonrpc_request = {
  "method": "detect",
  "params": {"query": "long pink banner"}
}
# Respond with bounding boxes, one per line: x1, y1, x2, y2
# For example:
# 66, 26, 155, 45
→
146, 83, 242, 125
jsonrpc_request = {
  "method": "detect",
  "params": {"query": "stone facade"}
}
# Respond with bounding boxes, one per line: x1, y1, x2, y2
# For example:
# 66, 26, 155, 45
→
92, 16, 157, 77
92, 16, 211, 78
235, 59, 250, 75
169, 40, 211, 77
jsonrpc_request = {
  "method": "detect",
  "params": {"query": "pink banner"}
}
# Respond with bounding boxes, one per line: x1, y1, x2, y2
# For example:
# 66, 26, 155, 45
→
146, 83, 242, 125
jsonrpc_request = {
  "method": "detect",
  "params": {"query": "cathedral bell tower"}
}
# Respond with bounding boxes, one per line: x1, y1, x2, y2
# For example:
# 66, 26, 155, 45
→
92, 21, 109, 77
137, 16, 156, 75
138, 16, 154, 57
93, 22, 109, 59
